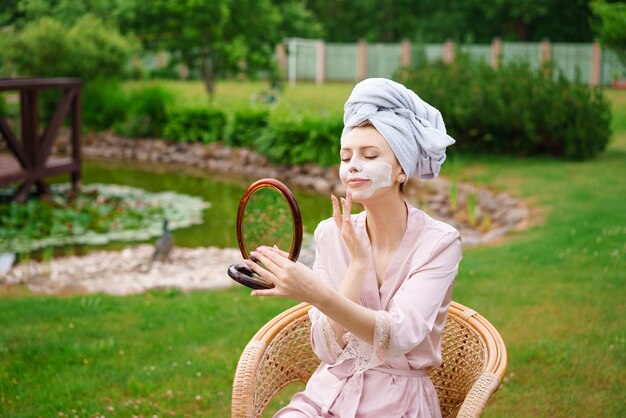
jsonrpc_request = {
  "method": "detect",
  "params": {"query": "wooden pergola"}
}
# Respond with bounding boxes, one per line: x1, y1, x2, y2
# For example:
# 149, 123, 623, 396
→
0, 78, 82, 202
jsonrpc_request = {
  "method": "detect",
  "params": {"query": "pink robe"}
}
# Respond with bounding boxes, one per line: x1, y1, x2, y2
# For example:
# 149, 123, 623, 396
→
275, 201, 462, 418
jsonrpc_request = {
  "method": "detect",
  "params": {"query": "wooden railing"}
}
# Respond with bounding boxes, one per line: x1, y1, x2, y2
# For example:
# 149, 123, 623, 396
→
0, 78, 82, 202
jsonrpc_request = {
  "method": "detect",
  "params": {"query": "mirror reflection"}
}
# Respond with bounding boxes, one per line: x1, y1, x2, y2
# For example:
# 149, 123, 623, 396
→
242, 187, 294, 257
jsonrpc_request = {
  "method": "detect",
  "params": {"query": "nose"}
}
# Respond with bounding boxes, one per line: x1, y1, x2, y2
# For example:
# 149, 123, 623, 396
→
348, 156, 362, 173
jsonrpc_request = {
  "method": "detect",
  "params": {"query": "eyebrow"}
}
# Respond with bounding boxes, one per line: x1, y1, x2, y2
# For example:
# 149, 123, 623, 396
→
340, 146, 381, 151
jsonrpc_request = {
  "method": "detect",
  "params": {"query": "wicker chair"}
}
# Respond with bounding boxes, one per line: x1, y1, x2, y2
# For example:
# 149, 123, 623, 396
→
232, 301, 507, 417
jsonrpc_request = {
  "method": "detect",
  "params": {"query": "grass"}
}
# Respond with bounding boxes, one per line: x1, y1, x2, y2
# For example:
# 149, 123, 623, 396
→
0, 83, 625, 417
124, 79, 353, 116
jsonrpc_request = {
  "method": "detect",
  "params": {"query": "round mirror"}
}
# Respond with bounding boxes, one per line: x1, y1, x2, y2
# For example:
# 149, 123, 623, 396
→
228, 178, 302, 290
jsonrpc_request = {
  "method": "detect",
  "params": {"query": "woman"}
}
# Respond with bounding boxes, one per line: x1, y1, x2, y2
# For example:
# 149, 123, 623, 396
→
244, 78, 461, 417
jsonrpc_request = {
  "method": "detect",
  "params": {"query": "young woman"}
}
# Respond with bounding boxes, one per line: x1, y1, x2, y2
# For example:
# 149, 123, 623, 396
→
244, 78, 461, 418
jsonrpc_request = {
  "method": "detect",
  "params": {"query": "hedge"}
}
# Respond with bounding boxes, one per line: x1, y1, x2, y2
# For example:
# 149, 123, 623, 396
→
398, 56, 612, 159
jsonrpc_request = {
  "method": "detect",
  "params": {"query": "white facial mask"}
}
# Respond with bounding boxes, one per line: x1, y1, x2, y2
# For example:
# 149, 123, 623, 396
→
339, 156, 393, 199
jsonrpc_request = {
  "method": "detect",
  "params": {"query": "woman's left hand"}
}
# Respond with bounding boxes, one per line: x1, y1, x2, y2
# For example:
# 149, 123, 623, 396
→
245, 246, 327, 304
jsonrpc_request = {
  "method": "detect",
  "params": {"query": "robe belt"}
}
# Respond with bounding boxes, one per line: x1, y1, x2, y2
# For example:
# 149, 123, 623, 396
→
323, 361, 429, 416
370, 366, 428, 377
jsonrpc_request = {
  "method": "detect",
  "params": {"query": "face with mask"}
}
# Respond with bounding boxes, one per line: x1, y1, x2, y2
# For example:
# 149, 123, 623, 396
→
339, 124, 406, 202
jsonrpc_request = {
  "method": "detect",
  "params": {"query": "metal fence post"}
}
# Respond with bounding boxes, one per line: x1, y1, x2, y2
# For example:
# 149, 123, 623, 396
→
540, 38, 551, 64
401, 39, 412, 68
276, 43, 287, 79
540, 38, 552, 77
491, 37, 502, 69
357, 39, 368, 81
590, 41, 602, 87
443, 39, 455, 64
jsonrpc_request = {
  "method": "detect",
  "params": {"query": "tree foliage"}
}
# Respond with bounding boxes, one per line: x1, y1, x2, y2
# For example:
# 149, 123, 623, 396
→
590, 0, 626, 67
0, 14, 135, 81
0, 0, 133, 29
120, 0, 321, 97
306, 0, 596, 42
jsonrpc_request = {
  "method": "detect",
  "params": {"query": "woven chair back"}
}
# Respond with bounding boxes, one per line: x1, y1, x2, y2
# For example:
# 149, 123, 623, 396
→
429, 313, 486, 416
252, 314, 318, 416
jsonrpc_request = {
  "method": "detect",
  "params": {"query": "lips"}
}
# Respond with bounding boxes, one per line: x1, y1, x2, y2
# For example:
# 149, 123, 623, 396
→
347, 178, 370, 186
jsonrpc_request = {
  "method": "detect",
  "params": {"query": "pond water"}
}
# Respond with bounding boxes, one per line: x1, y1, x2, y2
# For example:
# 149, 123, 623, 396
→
80, 158, 332, 250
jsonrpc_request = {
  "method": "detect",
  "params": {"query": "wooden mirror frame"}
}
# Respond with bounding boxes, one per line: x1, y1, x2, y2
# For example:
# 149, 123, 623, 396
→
236, 178, 303, 262
228, 178, 303, 290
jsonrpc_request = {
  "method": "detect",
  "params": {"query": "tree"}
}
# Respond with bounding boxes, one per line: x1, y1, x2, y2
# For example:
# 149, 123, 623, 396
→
1, 14, 135, 80
306, 0, 596, 43
590, 0, 626, 66
0, 0, 131, 28
122, 0, 321, 98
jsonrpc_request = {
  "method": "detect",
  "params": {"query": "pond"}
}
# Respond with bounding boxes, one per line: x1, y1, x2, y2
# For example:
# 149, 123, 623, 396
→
80, 158, 332, 251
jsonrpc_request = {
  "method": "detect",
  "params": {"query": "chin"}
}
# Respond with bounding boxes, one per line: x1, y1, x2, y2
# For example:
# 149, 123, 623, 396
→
347, 189, 370, 202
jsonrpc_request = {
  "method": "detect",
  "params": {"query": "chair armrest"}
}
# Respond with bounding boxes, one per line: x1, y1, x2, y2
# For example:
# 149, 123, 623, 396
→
456, 372, 502, 418
232, 340, 266, 418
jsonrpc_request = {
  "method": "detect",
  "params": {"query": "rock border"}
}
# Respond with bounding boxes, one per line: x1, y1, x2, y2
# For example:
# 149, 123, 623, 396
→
58, 133, 530, 247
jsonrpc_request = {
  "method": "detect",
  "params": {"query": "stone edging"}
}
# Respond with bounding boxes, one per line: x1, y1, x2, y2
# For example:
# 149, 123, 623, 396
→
53, 132, 531, 246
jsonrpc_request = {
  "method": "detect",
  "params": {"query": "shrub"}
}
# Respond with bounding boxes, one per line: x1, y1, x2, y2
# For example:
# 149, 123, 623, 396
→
256, 110, 342, 167
226, 107, 270, 148
82, 80, 130, 132
117, 86, 174, 138
1, 15, 135, 82
149, 62, 183, 80
163, 107, 227, 143
399, 56, 612, 159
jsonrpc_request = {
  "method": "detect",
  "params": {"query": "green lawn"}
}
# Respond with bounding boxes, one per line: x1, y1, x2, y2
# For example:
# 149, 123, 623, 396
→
125, 79, 353, 116
0, 83, 624, 417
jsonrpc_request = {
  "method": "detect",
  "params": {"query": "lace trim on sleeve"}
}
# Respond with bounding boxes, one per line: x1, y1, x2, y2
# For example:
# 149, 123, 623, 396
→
337, 311, 393, 375
319, 314, 344, 361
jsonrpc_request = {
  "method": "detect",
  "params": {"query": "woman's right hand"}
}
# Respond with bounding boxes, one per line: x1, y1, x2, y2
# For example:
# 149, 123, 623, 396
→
331, 191, 369, 265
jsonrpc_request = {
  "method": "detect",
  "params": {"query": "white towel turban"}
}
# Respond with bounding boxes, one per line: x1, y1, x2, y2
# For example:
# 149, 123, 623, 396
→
341, 78, 455, 179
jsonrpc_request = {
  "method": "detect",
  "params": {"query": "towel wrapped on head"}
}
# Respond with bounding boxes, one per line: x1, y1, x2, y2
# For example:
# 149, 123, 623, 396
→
341, 78, 455, 179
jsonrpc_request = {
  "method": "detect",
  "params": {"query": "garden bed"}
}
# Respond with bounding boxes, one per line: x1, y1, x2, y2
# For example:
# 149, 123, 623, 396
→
0, 183, 209, 253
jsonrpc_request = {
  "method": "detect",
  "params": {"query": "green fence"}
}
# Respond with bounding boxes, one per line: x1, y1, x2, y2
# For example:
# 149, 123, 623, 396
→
285, 39, 626, 86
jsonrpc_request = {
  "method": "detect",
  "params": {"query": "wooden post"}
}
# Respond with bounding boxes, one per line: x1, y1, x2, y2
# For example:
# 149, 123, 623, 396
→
0, 79, 82, 202
357, 39, 368, 81
20, 90, 38, 171
590, 41, 602, 87
491, 37, 502, 69
443, 39, 455, 64
315, 41, 325, 85
401, 38, 412, 68
276, 43, 287, 79
71, 84, 82, 193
